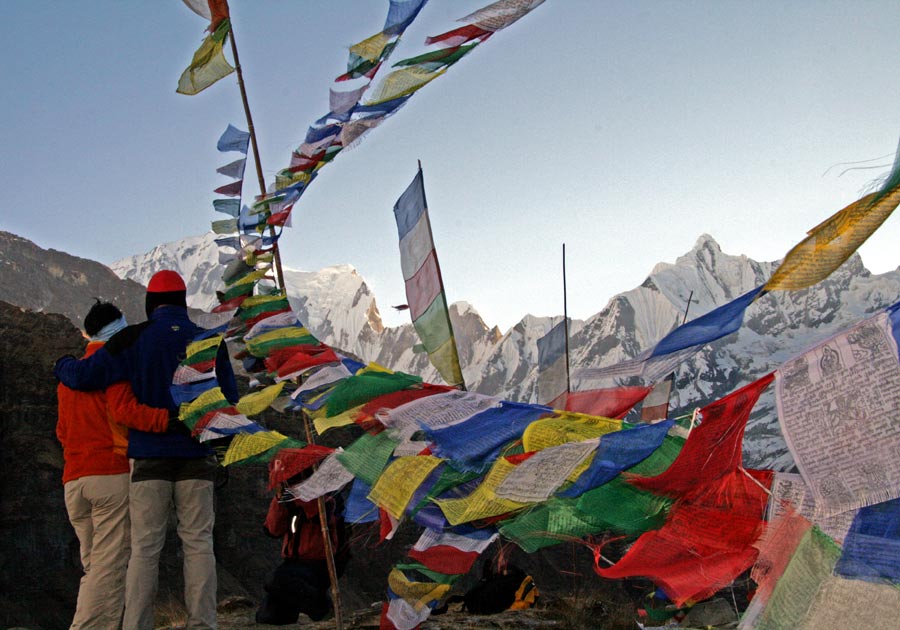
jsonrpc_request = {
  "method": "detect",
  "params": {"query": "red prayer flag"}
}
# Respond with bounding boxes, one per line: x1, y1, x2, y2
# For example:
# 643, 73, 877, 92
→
214, 180, 243, 197
550, 386, 652, 419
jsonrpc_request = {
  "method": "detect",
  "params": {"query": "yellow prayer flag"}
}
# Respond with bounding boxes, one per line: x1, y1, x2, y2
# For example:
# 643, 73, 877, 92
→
240, 292, 287, 309
179, 386, 227, 422
185, 335, 223, 361
360, 362, 394, 375
177, 20, 235, 95
227, 268, 268, 289
522, 412, 622, 452
312, 404, 362, 435
430, 335, 465, 388
350, 31, 393, 63
366, 66, 446, 105
387, 569, 451, 611
368, 455, 444, 519
435, 458, 530, 525
236, 382, 286, 416
222, 430, 289, 466
764, 185, 900, 291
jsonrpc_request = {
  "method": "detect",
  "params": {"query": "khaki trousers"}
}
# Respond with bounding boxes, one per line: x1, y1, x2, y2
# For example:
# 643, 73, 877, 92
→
123, 478, 216, 630
64, 473, 131, 630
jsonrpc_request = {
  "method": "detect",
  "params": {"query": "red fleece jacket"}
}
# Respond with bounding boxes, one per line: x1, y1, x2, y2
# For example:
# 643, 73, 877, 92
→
56, 341, 169, 483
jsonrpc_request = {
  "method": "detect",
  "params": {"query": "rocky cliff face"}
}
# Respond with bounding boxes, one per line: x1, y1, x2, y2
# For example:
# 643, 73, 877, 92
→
0, 302, 85, 630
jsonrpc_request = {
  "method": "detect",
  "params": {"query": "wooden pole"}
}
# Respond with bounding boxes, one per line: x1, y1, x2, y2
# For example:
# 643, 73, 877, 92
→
227, 18, 342, 629
227, 23, 286, 291
562, 243, 571, 394
301, 410, 345, 630
417, 160, 467, 391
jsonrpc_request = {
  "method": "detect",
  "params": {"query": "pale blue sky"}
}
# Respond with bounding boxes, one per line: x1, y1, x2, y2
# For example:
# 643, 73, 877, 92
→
3, 1, 900, 330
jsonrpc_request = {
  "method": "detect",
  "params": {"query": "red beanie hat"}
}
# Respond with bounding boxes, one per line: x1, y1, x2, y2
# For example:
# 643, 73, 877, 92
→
146, 270, 187, 317
147, 270, 186, 293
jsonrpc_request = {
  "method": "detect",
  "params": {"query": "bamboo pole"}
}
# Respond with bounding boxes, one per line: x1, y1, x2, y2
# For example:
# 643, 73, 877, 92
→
227, 23, 286, 291
226, 18, 343, 628
301, 410, 345, 630
417, 160, 467, 391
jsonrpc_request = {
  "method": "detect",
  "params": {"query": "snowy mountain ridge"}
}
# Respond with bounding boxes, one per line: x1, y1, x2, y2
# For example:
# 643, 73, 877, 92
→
111, 232, 900, 469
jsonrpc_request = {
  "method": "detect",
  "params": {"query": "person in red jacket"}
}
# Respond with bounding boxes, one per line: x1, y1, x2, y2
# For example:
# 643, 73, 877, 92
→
56, 300, 170, 630
255, 481, 347, 625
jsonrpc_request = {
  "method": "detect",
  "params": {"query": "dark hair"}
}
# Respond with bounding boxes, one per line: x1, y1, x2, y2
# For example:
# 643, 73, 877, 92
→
83, 299, 122, 336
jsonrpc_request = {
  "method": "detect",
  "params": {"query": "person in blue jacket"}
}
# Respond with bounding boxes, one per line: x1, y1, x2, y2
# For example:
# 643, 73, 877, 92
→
56, 270, 239, 630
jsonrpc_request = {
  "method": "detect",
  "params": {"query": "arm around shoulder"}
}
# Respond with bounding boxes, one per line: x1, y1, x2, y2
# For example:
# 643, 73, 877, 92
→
106, 381, 169, 432
54, 347, 125, 391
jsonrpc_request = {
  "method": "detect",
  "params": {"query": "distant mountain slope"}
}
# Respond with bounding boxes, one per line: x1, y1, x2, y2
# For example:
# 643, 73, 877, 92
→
0, 230, 148, 326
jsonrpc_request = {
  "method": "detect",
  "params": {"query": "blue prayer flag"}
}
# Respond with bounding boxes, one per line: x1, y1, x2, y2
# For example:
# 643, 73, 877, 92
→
393, 169, 428, 241
217, 124, 250, 154
835, 498, 900, 585
650, 285, 765, 358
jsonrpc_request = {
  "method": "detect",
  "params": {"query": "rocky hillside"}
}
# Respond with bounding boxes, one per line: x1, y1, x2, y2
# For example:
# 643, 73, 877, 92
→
0, 231, 149, 327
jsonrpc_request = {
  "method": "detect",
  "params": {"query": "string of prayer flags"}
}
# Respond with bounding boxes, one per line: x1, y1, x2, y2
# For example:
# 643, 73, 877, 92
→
775, 302, 900, 517
536, 319, 569, 405
393, 168, 464, 387
269, 1, 427, 215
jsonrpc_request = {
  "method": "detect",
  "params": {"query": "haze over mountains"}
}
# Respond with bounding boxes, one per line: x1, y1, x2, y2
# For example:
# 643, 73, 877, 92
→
3, 229, 899, 471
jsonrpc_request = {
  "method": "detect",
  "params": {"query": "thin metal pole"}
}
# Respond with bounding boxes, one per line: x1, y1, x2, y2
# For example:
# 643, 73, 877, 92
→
562, 243, 571, 394
417, 160, 467, 391
227, 23, 286, 291
681, 290, 694, 325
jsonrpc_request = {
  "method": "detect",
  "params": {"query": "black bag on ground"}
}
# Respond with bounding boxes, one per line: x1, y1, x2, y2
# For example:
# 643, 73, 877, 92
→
463, 565, 534, 614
